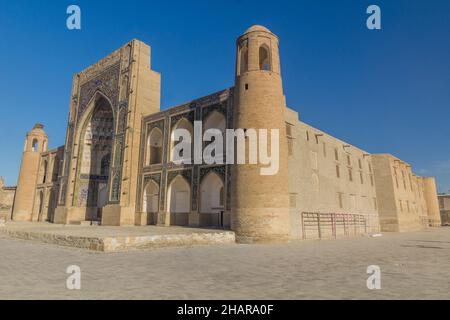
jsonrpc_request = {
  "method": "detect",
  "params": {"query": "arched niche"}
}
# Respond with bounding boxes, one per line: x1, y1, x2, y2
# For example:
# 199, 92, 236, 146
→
203, 111, 226, 160
259, 44, 271, 71
143, 180, 160, 214
167, 175, 191, 226
199, 172, 224, 214
170, 118, 193, 164
239, 40, 249, 75
146, 128, 163, 165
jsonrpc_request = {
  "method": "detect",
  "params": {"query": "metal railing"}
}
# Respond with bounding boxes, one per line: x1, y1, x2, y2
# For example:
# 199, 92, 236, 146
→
301, 212, 367, 240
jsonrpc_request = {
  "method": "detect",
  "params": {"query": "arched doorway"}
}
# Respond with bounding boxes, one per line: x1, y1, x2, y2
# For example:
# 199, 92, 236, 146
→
78, 95, 114, 221
200, 172, 225, 227
143, 180, 160, 225
167, 175, 191, 226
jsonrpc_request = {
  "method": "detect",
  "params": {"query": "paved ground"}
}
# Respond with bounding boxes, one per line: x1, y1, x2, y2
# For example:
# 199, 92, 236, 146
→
0, 227, 449, 300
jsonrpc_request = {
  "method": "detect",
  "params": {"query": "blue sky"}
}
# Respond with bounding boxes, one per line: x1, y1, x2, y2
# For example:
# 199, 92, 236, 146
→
0, 0, 449, 191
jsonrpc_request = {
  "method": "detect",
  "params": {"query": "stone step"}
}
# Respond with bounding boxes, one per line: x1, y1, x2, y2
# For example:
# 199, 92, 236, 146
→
68, 220, 100, 226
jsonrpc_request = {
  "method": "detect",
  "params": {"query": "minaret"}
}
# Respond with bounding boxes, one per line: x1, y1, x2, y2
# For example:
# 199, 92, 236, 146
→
231, 25, 290, 243
12, 124, 48, 221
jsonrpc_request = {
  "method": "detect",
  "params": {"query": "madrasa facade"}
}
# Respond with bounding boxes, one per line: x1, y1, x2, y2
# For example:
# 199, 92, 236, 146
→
10, 26, 442, 243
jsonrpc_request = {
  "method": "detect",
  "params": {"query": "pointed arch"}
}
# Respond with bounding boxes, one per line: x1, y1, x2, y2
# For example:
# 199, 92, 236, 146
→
146, 127, 163, 165
240, 41, 249, 75
167, 175, 191, 226
143, 179, 160, 214
203, 111, 226, 161
200, 172, 225, 214
32, 139, 39, 152
170, 118, 194, 163
75, 91, 115, 220
259, 44, 271, 71
204, 111, 226, 133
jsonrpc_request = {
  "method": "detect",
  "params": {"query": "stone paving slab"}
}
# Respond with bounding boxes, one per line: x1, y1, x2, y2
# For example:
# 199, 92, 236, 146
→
0, 227, 449, 299
0, 222, 235, 252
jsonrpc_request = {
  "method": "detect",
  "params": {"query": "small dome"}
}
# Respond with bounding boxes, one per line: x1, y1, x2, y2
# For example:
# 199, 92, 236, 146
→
245, 25, 272, 34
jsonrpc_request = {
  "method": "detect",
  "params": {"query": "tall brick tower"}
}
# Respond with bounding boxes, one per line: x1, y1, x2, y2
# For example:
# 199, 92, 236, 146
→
231, 25, 291, 243
12, 124, 48, 221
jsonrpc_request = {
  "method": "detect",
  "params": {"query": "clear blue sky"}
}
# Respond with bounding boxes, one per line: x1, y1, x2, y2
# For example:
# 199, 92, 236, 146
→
0, 0, 449, 191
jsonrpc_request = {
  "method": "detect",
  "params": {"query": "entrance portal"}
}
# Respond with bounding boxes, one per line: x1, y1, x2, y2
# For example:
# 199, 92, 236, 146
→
77, 95, 114, 221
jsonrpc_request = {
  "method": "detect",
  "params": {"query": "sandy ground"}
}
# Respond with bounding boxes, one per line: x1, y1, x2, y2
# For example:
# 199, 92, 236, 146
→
0, 227, 449, 300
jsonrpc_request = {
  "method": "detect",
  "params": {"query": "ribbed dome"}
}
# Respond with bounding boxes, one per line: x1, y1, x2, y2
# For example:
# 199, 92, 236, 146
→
245, 25, 271, 34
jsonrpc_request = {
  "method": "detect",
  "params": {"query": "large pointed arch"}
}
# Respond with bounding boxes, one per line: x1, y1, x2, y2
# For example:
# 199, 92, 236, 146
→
74, 91, 115, 221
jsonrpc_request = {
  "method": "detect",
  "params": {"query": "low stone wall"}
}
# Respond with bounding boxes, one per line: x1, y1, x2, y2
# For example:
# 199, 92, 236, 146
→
0, 224, 236, 252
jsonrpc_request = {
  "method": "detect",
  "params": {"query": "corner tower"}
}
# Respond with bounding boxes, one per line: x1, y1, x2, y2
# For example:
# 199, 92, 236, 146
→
12, 124, 48, 221
231, 25, 290, 243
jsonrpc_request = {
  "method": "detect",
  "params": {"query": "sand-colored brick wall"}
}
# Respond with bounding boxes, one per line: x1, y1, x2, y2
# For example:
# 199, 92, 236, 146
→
422, 177, 441, 227
372, 154, 428, 232
286, 108, 380, 239
0, 178, 15, 221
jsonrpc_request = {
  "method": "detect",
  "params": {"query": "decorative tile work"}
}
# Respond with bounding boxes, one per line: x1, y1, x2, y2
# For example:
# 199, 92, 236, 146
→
110, 170, 121, 202
136, 90, 232, 215
144, 173, 162, 186
170, 111, 195, 129
109, 96, 129, 203
77, 64, 120, 123
202, 102, 227, 121
167, 169, 192, 186
199, 166, 226, 184
148, 119, 164, 133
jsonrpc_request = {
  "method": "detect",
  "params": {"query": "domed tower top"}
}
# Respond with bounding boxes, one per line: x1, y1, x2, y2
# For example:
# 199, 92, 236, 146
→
24, 123, 48, 153
236, 25, 281, 76
244, 25, 273, 34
